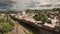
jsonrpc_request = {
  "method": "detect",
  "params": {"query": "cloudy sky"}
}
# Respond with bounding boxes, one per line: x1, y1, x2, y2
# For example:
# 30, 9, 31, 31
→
0, 0, 60, 11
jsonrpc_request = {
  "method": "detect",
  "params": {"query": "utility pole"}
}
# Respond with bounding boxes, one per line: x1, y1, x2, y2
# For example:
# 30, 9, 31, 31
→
7, 11, 9, 22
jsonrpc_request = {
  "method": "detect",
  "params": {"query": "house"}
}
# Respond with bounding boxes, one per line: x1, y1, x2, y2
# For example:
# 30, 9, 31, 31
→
56, 21, 60, 29
44, 23, 56, 30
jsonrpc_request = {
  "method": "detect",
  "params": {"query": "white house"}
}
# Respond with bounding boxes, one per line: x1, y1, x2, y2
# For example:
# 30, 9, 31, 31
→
44, 23, 56, 28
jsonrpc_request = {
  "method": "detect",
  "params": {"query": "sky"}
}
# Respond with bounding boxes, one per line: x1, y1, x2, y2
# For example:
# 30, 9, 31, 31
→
0, 0, 60, 11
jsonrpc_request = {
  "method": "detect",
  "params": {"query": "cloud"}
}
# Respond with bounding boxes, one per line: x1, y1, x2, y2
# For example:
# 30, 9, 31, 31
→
0, 0, 60, 11
0, 0, 15, 11
11, 0, 60, 11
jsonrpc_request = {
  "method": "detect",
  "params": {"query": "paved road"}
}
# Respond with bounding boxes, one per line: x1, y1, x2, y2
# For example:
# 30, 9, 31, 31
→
9, 17, 26, 34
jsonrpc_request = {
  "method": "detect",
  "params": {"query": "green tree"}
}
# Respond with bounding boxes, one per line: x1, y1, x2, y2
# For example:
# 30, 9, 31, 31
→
42, 16, 48, 24
33, 14, 42, 21
47, 20, 52, 24
0, 17, 15, 34
0, 21, 15, 34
